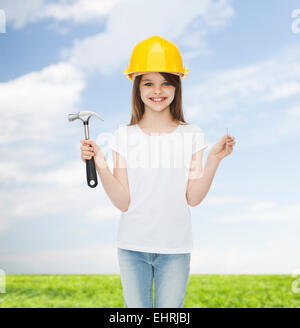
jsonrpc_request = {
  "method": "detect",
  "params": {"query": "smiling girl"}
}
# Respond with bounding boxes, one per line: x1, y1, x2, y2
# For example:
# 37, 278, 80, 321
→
80, 36, 236, 308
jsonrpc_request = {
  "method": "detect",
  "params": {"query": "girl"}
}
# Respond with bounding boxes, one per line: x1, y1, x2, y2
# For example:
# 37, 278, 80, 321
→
80, 36, 236, 308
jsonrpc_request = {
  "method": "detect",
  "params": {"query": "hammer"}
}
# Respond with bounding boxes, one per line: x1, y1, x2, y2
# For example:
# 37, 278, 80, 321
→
68, 110, 104, 188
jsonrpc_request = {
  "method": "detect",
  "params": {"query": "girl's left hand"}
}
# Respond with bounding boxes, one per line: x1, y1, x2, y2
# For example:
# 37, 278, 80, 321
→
208, 135, 236, 161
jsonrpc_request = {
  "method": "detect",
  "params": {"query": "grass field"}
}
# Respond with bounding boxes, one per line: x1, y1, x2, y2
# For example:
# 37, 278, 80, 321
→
0, 274, 299, 308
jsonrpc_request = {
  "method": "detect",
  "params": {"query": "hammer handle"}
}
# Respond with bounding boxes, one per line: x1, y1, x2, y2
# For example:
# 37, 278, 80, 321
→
86, 157, 98, 188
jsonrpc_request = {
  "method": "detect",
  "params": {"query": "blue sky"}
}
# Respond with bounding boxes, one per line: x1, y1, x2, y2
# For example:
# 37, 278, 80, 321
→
0, 0, 300, 276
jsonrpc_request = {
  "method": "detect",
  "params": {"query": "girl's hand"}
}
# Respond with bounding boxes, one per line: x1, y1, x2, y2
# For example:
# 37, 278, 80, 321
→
208, 135, 236, 161
80, 139, 104, 163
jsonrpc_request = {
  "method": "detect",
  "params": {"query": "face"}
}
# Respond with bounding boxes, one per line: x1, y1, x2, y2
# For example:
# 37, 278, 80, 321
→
139, 72, 176, 113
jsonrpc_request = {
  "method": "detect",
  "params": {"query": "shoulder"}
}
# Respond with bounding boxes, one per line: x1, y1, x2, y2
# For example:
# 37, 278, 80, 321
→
112, 124, 130, 136
111, 124, 137, 143
115, 123, 137, 132
179, 122, 205, 134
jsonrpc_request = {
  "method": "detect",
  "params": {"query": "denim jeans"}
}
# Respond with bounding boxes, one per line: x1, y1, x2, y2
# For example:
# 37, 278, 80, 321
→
117, 248, 191, 308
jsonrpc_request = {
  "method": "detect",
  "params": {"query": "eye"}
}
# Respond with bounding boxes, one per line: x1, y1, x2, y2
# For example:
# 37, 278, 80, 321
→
144, 82, 170, 86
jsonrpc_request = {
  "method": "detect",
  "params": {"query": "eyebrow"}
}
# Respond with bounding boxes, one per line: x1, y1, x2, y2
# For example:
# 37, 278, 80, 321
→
141, 79, 168, 82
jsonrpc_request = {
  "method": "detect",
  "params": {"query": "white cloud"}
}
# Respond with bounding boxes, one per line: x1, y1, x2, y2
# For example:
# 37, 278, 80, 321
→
286, 104, 300, 117
1, 243, 296, 274
185, 47, 300, 122
0, 185, 120, 233
0, 0, 123, 29
60, 0, 234, 74
0, 61, 85, 143
0, 156, 118, 232
0, 0, 44, 29
0, 245, 119, 274
44, 0, 123, 23
191, 245, 297, 274
0, 61, 102, 230
86, 204, 120, 223
0, 57, 116, 233
205, 195, 251, 205
212, 201, 300, 222
183, 44, 300, 146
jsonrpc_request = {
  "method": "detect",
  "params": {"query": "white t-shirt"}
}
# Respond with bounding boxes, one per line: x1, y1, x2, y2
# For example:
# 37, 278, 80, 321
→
109, 122, 208, 254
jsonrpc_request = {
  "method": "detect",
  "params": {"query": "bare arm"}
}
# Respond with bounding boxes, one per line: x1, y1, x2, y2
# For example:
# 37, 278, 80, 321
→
80, 139, 130, 212
186, 133, 236, 206
186, 154, 221, 207
95, 156, 130, 212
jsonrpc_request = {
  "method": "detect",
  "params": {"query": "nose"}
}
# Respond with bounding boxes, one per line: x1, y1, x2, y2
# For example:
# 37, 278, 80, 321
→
154, 86, 162, 95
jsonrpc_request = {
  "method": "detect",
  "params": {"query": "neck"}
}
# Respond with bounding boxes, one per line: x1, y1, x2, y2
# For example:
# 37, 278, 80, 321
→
139, 106, 178, 128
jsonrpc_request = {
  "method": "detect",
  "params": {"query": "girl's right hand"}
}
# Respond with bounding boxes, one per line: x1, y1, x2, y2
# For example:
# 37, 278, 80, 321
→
208, 135, 236, 161
80, 139, 102, 163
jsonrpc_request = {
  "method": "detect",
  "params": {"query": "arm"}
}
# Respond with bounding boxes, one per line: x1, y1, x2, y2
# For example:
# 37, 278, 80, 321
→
80, 139, 130, 212
186, 153, 221, 207
186, 133, 236, 207
95, 153, 130, 212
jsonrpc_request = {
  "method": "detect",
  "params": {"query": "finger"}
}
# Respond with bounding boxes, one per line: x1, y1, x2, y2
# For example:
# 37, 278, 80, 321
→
81, 146, 92, 151
227, 139, 235, 146
81, 139, 92, 144
84, 150, 94, 156
85, 141, 96, 149
83, 154, 93, 159
224, 135, 234, 143
83, 139, 93, 144
80, 140, 91, 146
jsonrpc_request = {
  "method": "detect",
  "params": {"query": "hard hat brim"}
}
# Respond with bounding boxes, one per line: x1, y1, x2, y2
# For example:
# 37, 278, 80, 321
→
129, 71, 186, 81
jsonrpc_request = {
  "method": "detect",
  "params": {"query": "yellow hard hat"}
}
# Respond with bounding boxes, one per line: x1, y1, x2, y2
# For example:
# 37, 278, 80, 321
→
124, 35, 189, 81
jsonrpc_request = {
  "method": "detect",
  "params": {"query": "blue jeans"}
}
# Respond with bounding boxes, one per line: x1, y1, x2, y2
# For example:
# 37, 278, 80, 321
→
117, 248, 191, 308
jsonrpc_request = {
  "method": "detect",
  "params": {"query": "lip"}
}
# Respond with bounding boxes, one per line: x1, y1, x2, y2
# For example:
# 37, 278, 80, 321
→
149, 97, 167, 102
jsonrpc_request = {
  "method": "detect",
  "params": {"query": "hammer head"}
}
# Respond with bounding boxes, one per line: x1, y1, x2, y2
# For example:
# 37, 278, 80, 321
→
68, 110, 104, 124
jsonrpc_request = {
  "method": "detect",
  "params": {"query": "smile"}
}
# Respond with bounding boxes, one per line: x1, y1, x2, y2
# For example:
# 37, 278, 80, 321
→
149, 97, 167, 102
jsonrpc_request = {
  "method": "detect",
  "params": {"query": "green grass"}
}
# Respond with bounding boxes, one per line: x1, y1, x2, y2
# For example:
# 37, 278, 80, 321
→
0, 274, 299, 308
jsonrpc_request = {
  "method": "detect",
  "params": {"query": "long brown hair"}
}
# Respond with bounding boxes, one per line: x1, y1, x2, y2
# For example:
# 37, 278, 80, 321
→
126, 72, 189, 126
